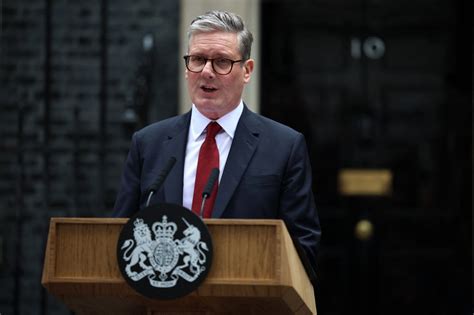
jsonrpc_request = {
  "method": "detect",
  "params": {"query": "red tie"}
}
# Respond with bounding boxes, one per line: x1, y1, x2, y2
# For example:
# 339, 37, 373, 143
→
192, 122, 222, 218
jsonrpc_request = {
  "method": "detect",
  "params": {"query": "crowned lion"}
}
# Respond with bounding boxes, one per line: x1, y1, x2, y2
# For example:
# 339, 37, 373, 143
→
121, 218, 155, 277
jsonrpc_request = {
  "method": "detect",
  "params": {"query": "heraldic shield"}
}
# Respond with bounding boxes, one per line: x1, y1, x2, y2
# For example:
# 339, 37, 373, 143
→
116, 203, 213, 299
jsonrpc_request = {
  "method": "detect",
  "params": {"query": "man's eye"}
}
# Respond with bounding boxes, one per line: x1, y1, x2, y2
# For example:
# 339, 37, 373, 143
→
215, 58, 230, 66
190, 56, 205, 63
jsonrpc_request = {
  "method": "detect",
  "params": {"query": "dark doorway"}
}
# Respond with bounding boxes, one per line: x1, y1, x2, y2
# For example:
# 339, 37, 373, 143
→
261, 1, 470, 314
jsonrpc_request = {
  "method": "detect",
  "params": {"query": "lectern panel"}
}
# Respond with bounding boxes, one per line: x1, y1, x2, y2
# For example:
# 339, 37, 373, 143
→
55, 223, 122, 278
208, 224, 278, 281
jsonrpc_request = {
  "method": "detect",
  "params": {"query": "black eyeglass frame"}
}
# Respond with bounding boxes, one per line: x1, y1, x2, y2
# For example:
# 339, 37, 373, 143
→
183, 55, 246, 75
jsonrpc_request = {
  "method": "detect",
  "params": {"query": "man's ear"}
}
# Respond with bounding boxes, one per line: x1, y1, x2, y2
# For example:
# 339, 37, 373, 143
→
243, 59, 254, 83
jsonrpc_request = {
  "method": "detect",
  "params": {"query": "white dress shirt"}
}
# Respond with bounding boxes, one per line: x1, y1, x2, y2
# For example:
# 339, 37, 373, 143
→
182, 101, 244, 210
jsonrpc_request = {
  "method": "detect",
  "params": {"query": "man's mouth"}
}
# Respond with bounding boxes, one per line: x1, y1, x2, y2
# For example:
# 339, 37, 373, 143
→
201, 85, 217, 93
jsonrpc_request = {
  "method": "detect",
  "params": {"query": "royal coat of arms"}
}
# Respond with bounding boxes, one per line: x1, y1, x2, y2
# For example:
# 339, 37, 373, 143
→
120, 215, 210, 289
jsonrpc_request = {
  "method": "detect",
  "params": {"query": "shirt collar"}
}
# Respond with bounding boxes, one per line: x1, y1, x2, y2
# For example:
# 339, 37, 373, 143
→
190, 101, 244, 141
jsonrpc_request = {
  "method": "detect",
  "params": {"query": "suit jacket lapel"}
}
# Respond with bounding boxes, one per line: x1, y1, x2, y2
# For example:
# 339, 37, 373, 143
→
162, 112, 191, 205
212, 107, 261, 218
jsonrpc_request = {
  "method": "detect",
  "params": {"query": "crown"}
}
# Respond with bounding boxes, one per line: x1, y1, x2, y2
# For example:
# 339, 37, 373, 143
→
133, 218, 147, 232
152, 215, 177, 239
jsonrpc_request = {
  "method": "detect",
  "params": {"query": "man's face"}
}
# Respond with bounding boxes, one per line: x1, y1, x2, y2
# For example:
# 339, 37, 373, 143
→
186, 31, 254, 120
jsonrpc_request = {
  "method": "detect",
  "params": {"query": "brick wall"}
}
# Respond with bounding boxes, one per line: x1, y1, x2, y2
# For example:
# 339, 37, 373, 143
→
0, 0, 179, 314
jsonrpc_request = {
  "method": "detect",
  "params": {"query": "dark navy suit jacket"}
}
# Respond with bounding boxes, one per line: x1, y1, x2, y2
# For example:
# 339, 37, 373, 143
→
113, 106, 321, 273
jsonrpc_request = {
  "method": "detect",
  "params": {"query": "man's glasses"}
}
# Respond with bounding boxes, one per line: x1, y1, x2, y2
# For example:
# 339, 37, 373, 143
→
183, 55, 245, 75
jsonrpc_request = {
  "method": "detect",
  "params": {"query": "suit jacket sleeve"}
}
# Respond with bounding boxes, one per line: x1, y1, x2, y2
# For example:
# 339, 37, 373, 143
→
279, 132, 321, 276
113, 132, 142, 217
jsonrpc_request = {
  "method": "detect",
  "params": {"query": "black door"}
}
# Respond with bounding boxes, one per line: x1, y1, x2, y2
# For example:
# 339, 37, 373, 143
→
261, 1, 470, 314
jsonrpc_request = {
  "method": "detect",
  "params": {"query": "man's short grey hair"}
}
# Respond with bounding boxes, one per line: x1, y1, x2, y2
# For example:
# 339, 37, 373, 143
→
188, 10, 253, 60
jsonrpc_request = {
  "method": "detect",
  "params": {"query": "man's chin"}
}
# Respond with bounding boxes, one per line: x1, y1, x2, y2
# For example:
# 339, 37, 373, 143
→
195, 103, 221, 119
195, 98, 220, 109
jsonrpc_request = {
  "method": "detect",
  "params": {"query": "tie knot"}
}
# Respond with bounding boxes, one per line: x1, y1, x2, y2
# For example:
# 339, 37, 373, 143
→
206, 122, 221, 139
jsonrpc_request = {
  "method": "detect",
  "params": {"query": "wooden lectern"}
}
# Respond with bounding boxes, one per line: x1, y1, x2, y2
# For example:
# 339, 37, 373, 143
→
42, 218, 317, 314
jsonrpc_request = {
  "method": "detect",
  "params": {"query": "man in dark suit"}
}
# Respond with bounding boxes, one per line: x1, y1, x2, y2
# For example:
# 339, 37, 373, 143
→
114, 10, 321, 273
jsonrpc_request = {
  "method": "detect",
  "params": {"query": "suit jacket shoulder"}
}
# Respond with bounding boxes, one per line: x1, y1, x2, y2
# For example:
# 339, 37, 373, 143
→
134, 112, 191, 147
241, 107, 303, 142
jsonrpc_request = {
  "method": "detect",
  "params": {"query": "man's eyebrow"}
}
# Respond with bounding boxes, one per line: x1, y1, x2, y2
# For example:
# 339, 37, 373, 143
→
190, 53, 233, 59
